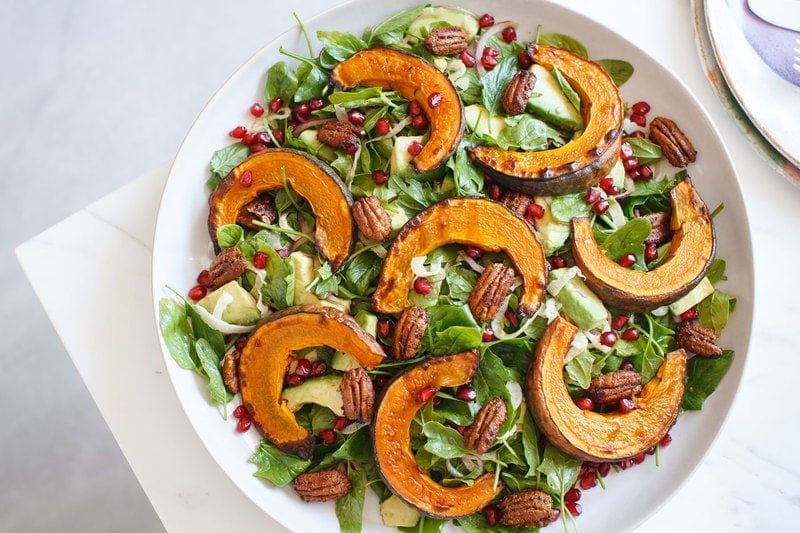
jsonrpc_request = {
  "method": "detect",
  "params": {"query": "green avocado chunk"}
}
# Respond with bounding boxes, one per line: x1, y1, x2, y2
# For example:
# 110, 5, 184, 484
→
549, 268, 608, 330
527, 64, 584, 132
281, 374, 344, 416
407, 6, 480, 41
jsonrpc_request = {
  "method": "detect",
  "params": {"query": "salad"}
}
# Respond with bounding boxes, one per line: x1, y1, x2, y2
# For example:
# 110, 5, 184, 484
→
158, 5, 737, 532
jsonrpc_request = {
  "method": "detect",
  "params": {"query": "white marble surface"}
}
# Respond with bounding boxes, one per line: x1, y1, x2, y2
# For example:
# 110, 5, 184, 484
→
8, 0, 800, 531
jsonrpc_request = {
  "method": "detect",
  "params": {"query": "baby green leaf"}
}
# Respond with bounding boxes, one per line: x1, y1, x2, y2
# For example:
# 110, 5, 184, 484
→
250, 439, 311, 486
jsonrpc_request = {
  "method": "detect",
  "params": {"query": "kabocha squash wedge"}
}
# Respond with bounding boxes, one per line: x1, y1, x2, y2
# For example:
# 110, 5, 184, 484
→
372, 350, 502, 517
468, 45, 624, 195
238, 305, 384, 459
330, 47, 464, 173
372, 197, 547, 316
527, 317, 687, 461
572, 178, 715, 312
208, 148, 354, 270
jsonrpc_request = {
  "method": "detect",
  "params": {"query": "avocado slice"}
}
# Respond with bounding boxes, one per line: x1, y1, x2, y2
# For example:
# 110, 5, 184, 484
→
297, 129, 336, 161
281, 374, 344, 416
290, 251, 320, 306
197, 280, 260, 325
669, 276, 714, 315
407, 6, 480, 41
549, 268, 608, 331
380, 494, 421, 528
331, 310, 378, 371
533, 196, 571, 256
464, 104, 507, 139
527, 64, 584, 132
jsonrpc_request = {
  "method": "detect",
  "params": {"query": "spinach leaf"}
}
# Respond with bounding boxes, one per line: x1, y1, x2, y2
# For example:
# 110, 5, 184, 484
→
483, 338, 534, 381
552, 66, 580, 112
422, 421, 471, 459
309, 404, 337, 434
343, 251, 382, 297
195, 338, 228, 405
449, 144, 484, 196
600, 218, 651, 266
328, 86, 391, 109
185, 303, 225, 356
706, 259, 727, 284
522, 412, 541, 477
456, 513, 538, 533
260, 246, 295, 309
537, 443, 581, 497
626, 137, 663, 165
481, 57, 519, 114
294, 61, 329, 102
698, 289, 735, 333
399, 516, 446, 533
551, 192, 592, 222
364, 6, 425, 46
158, 298, 197, 371
335, 468, 365, 533
682, 350, 734, 410
473, 349, 511, 406
444, 265, 478, 303
311, 261, 340, 297
264, 61, 298, 103
250, 439, 311, 486
317, 30, 366, 63
496, 114, 549, 151
597, 59, 634, 86
216, 224, 244, 249
433, 398, 476, 426
208, 143, 248, 189
564, 350, 594, 389
538, 32, 588, 58
629, 173, 683, 197
388, 174, 444, 213
421, 305, 482, 355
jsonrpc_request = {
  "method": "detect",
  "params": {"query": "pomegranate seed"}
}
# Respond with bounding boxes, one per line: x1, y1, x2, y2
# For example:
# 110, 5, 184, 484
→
371, 169, 389, 185
249, 143, 268, 154
374, 375, 389, 389
408, 100, 422, 116
311, 361, 328, 377
482, 328, 495, 342
598, 462, 611, 477
611, 315, 629, 330
592, 199, 610, 215
242, 132, 257, 146
294, 358, 312, 377
526, 203, 545, 220
679, 307, 699, 322
188, 285, 207, 301
478, 13, 495, 28
619, 142, 634, 159
456, 385, 477, 402
249, 103, 265, 117
633, 453, 646, 464
233, 405, 247, 418
346, 143, 360, 155
407, 140, 423, 156
628, 130, 646, 138
618, 398, 635, 414
347, 110, 365, 125
618, 458, 634, 469
309, 97, 324, 110
319, 429, 336, 444
277, 248, 290, 258
237, 416, 252, 432
579, 472, 597, 489
644, 242, 658, 263
628, 168, 642, 180
296, 102, 311, 117
413, 277, 432, 295
504, 310, 519, 328
638, 165, 653, 180
619, 253, 637, 268
460, 50, 476, 67
286, 373, 304, 387
239, 169, 253, 187
455, 425, 468, 435
631, 101, 651, 115
272, 128, 285, 145
197, 270, 211, 287
660, 433, 673, 447
484, 47, 500, 58
501, 26, 517, 42
621, 327, 639, 341
481, 53, 498, 69
517, 49, 533, 68
428, 92, 443, 108
269, 97, 283, 113
600, 331, 618, 347
378, 319, 391, 337
565, 488, 581, 502
575, 397, 594, 411
550, 256, 567, 269
251, 251, 268, 269
583, 187, 600, 204
375, 118, 391, 136
465, 246, 483, 259
483, 505, 499, 526
234, 336, 248, 350
488, 184, 501, 200
412, 114, 429, 130
620, 360, 635, 372
623, 157, 640, 171
229, 125, 247, 139
566, 501, 582, 516
417, 385, 436, 403
630, 113, 646, 127
334, 416, 349, 431
433, 396, 442, 407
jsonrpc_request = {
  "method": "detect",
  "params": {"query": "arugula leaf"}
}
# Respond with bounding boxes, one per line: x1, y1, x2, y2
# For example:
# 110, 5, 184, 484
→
449, 144, 484, 196
522, 412, 541, 477
496, 115, 549, 151
311, 261, 340, 297
422, 421, 471, 459
208, 143, 248, 189
364, 5, 425, 46
537, 443, 581, 497
552, 66, 580, 112
483, 338, 534, 381
317, 30, 366, 63
328, 86, 393, 109
216, 224, 244, 249
597, 59, 634, 86
551, 192, 592, 222
343, 251, 382, 297
538, 32, 588, 58
264, 61, 298, 103
260, 246, 295, 309
336, 468, 365, 533
195, 338, 229, 405
600, 218, 651, 266
185, 303, 225, 356
388, 174, 444, 213
682, 350, 734, 410
698, 289, 735, 333
626, 137, 663, 165
158, 298, 197, 371
481, 56, 519, 114
250, 439, 311, 486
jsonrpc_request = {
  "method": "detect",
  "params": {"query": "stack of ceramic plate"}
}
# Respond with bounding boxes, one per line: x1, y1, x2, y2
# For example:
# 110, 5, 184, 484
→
693, 0, 800, 185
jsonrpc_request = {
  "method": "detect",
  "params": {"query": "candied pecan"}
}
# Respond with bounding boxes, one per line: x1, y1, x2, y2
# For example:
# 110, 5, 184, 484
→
501, 70, 537, 116
423, 26, 469, 56
586, 369, 642, 405
393, 305, 430, 360
649, 116, 697, 168
293, 469, 352, 502
640, 211, 673, 246
499, 189, 533, 216
317, 120, 363, 152
468, 263, 517, 322
341, 367, 375, 422
236, 193, 277, 230
352, 196, 392, 242
498, 489, 559, 528
221, 349, 241, 394
464, 396, 507, 454
676, 323, 723, 357
208, 247, 247, 289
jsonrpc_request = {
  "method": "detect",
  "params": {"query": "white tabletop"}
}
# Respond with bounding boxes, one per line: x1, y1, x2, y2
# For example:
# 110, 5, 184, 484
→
15, 0, 800, 531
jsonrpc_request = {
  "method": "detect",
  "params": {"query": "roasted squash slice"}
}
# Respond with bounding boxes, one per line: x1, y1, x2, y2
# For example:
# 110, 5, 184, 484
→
238, 305, 384, 459
468, 45, 623, 195
330, 47, 464, 173
373, 350, 502, 517
572, 178, 715, 312
208, 148, 354, 270
527, 317, 687, 461
371, 197, 547, 316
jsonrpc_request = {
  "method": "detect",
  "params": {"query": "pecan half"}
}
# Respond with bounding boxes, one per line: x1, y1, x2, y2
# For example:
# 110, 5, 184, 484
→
499, 189, 533, 216
393, 305, 430, 360
317, 120, 363, 152
464, 396, 507, 454
649, 116, 697, 168
341, 367, 375, 422
236, 193, 277, 230
498, 489, 559, 528
221, 349, 241, 393
293, 469, 352, 502
208, 247, 247, 289
468, 263, 517, 322
352, 196, 392, 242
640, 211, 672, 246
676, 323, 723, 357
586, 369, 642, 405
502, 70, 537, 116
423, 26, 469, 56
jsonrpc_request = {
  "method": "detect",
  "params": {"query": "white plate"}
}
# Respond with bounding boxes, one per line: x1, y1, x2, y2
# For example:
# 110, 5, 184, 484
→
152, 1, 754, 531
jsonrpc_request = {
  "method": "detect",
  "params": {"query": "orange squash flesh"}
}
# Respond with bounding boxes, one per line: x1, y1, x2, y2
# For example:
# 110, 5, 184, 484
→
371, 197, 547, 316
372, 351, 502, 517
238, 305, 384, 459
330, 47, 464, 173
468, 45, 624, 195
208, 148, 354, 270
527, 317, 687, 461
572, 178, 715, 312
